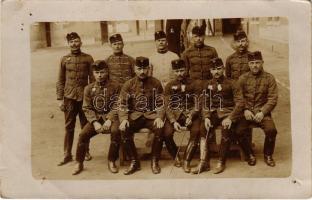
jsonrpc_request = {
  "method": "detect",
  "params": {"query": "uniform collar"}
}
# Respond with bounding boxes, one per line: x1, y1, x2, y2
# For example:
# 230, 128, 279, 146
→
113, 52, 124, 56
213, 75, 225, 84
70, 49, 81, 55
95, 79, 108, 86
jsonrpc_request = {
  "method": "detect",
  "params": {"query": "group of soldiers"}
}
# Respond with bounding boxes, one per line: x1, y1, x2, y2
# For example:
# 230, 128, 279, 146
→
56, 25, 278, 176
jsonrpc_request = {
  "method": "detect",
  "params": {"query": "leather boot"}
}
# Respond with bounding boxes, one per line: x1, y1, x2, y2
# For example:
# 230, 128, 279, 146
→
246, 154, 257, 166
151, 158, 161, 174
72, 162, 83, 175
84, 151, 92, 161
108, 160, 118, 173
192, 137, 210, 174
108, 141, 120, 164
183, 140, 197, 173
213, 160, 225, 174
264, 155, 275, 167
124, 160, 141, 175
122, 138, 140, 175
164, 137, 182, 167
151, 135, 162, 174
264, 135, 276, 158
264, 135, 276, 167
58, 156, 73, 166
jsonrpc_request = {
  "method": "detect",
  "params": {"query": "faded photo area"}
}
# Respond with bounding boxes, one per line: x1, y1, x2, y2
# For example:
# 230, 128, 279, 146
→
31, 18, 291, 180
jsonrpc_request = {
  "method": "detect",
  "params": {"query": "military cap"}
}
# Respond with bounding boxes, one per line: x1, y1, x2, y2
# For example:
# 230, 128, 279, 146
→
135, 56, 149, 68
109, 34, 123, 43
211, 57, 224, 69
192, 26, 205, 36
233, 30, 247, 41
91, 60, 108, 71
66, 32, 80, 41
154, 30, 167, 40
248, 51, 263, 61
171, 59, 185, 70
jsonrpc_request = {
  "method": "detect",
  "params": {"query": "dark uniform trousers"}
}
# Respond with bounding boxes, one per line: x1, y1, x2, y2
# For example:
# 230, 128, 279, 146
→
199, 111, 245, 163
236, 115, 277, 156
63, 97, 88, 159
121, 116, 163, 162
75, 119, 121, 163
163, 114, 201, 161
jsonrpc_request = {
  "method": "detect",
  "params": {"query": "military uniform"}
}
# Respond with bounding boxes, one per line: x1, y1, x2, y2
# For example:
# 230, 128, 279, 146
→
193, 57, 246, 174
105, 34, 136, 85
118, 57, 165, 175
56, 32, 94, 164
74, 80, 120, 173
105, 54, 135, 85
181, 44, 218, 80
163, 59, 202, 172
225, 51, 251, 80
237, 58, 278, 166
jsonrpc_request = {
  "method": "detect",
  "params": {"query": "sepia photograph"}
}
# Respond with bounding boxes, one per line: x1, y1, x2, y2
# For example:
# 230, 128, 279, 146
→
1, 0, 311, 198
30, 18, 291, 180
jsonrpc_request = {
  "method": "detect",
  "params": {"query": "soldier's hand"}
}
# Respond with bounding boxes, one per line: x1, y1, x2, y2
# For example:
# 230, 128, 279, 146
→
185, 117, 192, 127
102, 119, 112, 131
119, 120, 129, 131
254, 112, 264, 123
204, 118, 212, 131
173, 122, 182, 132
244, 110, 254, 121
222, 118, 232, 129
93, 121, 102, 134
57, 100, 65, 112
154, 118, 164, 129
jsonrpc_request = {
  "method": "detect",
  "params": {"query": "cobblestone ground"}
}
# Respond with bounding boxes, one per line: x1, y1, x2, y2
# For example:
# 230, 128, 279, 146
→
31, 35, 291, 180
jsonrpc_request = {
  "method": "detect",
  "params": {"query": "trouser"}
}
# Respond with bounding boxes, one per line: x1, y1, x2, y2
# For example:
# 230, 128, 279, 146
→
120, 116, 163, 162
75, 119, 120, 163
164, 114, 201, 162
200, 112, 244, 164
236, 115, 278, 156
63, 97, 89, 159
162, 114, 200, 160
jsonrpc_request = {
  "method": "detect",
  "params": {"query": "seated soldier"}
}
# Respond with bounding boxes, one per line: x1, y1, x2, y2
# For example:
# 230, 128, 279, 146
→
237, 51, 278, 167
72, 60, 121, 175
163, 59, 202, 173
118, 57, 165, 175
194, 57, 251, 174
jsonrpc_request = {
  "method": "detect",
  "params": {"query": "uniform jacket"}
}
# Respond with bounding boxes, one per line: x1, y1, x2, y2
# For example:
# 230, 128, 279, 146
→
238, 71, 278, 116
83, 80, 120, 123
56, 51, 94, 101
202, 76, 245, 121
164, 78, 202, 124
225, 51, 250, 80
118, 76, 165, 122
105, 53, 135, 85
181, 45, 218, 80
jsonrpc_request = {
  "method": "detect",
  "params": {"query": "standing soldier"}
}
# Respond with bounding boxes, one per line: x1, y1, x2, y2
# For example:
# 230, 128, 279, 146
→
163, 59, 202, 173
56, 32, 94, 166
225, 30, 253, 153
105, 33, 136, 86
193, 57, 251, 174
149, 31, 179, 87
118, 57, 165, 175
181, 26, 218, 81
72, 60, 121, 175
181, 25, 219, 148
225, 30, 250, 80
237, 51, 278, 167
